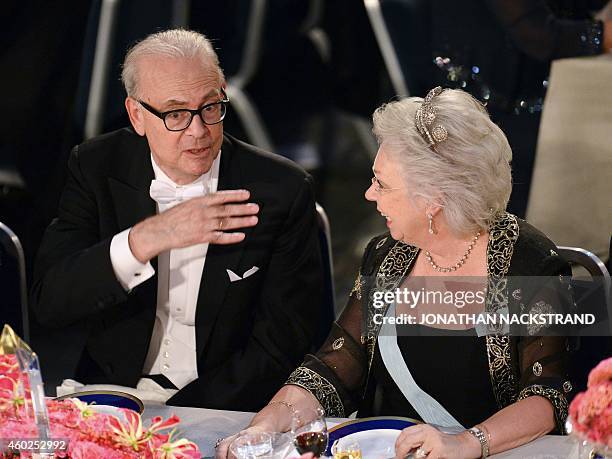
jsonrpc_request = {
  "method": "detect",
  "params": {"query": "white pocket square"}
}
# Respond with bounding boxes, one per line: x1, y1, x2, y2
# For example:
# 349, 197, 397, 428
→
243, 266, 259, 278
226, 266, 259, 282
226, 269, 242, 282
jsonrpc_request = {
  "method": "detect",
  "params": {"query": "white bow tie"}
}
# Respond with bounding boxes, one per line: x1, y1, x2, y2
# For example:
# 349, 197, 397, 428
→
149, 179, 208, 205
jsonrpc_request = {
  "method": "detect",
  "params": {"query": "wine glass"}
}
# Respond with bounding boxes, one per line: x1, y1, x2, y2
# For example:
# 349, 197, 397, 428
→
331, 439, 362, 459
291, 406, 328, 457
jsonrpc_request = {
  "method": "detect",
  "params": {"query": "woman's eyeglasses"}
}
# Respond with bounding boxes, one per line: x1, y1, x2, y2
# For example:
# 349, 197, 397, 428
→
371, 176, 403, 193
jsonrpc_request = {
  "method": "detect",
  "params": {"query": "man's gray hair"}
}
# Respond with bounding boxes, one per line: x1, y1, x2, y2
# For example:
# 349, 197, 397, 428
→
372, 89, 513, 236
121, 29, 224, 98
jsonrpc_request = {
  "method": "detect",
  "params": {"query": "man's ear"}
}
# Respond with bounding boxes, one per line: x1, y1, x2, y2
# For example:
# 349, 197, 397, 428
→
125, 97, 146, 136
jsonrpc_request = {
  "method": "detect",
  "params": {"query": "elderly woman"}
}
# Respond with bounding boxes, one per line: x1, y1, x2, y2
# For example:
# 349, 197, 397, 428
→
217, 88, 573, 459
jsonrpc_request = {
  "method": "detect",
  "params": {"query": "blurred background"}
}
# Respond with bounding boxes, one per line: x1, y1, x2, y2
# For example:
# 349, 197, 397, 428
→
1, 0, 611, 387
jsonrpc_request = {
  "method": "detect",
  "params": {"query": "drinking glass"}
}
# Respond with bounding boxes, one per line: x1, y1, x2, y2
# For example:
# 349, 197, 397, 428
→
229, 431, 273, 458
291, 406, 328, 457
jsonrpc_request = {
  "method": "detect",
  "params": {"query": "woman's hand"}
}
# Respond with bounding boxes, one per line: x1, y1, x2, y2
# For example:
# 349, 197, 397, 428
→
215, 429, 316, 459
214, 425, 269, 459
394, 424, 481, 459
213, 432, 239, 459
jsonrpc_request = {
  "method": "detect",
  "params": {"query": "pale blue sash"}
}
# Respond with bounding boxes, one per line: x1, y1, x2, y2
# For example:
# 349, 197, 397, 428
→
378, 302, 465, 432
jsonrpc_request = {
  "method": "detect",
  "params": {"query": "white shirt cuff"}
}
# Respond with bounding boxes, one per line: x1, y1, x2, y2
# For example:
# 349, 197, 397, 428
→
110, 228, 155, 291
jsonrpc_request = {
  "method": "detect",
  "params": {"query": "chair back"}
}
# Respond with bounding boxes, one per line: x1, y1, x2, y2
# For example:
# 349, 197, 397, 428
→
364, 0, 410, 97
557, 246, 612, 396
0, 221, 29, 342
557, 246, 611, 318
364, 0, 433, 98
315, 203, 335, 347
223, 0, 275, 151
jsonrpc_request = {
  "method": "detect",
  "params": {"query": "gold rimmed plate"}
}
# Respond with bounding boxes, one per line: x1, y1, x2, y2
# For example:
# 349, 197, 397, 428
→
327, 416, 422, 457
55, 390, 144, 414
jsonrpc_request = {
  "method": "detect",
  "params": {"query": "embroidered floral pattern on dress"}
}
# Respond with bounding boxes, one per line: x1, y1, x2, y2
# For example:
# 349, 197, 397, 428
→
367, 241, 419, 338
518, 384, 569, 434
365, 241, 419, 368
532, 361, 543, 377
527, 301, 555, 335
286, 366, 345, 417
332, 338, 345, 350
375, 237, 388, 250
485, 213, 520, 409
350, 273, 364, 300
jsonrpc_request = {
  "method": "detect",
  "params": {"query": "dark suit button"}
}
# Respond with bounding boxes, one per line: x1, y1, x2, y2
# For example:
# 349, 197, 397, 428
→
104, 363, 114, 374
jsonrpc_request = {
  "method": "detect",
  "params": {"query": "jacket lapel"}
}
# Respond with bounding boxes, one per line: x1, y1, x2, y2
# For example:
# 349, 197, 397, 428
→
195, 136, 254, 358
107, 132, 156, 232
107, 131, 158, 318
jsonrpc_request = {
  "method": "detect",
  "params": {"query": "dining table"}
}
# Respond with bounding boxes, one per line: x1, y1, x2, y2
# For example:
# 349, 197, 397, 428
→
142, 403, 578, 458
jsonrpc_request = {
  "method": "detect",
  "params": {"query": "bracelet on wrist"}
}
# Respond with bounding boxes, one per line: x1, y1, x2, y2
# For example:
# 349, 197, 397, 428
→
267, 400, 301, 425
477, 423, 492, 444
467, 426, 490, 458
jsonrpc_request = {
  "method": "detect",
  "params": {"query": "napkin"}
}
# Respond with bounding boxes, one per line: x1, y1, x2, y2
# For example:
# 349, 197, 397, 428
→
56, 377, 178, 404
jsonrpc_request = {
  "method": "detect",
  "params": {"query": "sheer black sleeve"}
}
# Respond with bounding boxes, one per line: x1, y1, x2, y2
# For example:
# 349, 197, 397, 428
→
514, 251, 575, 433
285, 292, 367, 417
285, 238, 384, 416
484, 0, 604, 61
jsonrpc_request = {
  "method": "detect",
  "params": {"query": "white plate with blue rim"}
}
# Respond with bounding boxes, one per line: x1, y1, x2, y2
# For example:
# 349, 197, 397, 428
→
55, 390, 144, 414
325, 416, 421, 458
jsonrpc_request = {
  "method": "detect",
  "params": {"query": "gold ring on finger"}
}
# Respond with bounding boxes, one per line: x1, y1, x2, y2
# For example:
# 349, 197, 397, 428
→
415, 447, 429, 458
219, 218, 224, 230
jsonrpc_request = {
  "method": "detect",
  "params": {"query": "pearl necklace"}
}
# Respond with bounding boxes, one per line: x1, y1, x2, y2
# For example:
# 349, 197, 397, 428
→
425, 231, 481, 273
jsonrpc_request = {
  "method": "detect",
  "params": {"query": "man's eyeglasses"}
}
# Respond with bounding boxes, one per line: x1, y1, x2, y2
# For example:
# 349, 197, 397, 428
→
371, 176, 403, 193
138, 90, 229, 131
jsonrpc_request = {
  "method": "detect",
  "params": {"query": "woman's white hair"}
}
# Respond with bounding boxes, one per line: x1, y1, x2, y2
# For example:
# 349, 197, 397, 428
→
372, 88, 513, 236
121, 29, 224, 98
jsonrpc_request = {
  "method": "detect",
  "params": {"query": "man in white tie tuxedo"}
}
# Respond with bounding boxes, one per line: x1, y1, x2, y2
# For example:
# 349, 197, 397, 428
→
31, 29, 325, 411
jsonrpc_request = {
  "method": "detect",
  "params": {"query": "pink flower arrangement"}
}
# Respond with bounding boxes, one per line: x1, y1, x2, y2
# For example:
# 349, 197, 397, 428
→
0, 354, 200, 458
569, 357, 612, 448
0, 355, 20, 381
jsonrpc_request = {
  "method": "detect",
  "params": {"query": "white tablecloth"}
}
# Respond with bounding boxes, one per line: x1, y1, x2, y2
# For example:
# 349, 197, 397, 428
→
142, 403, 576, 458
